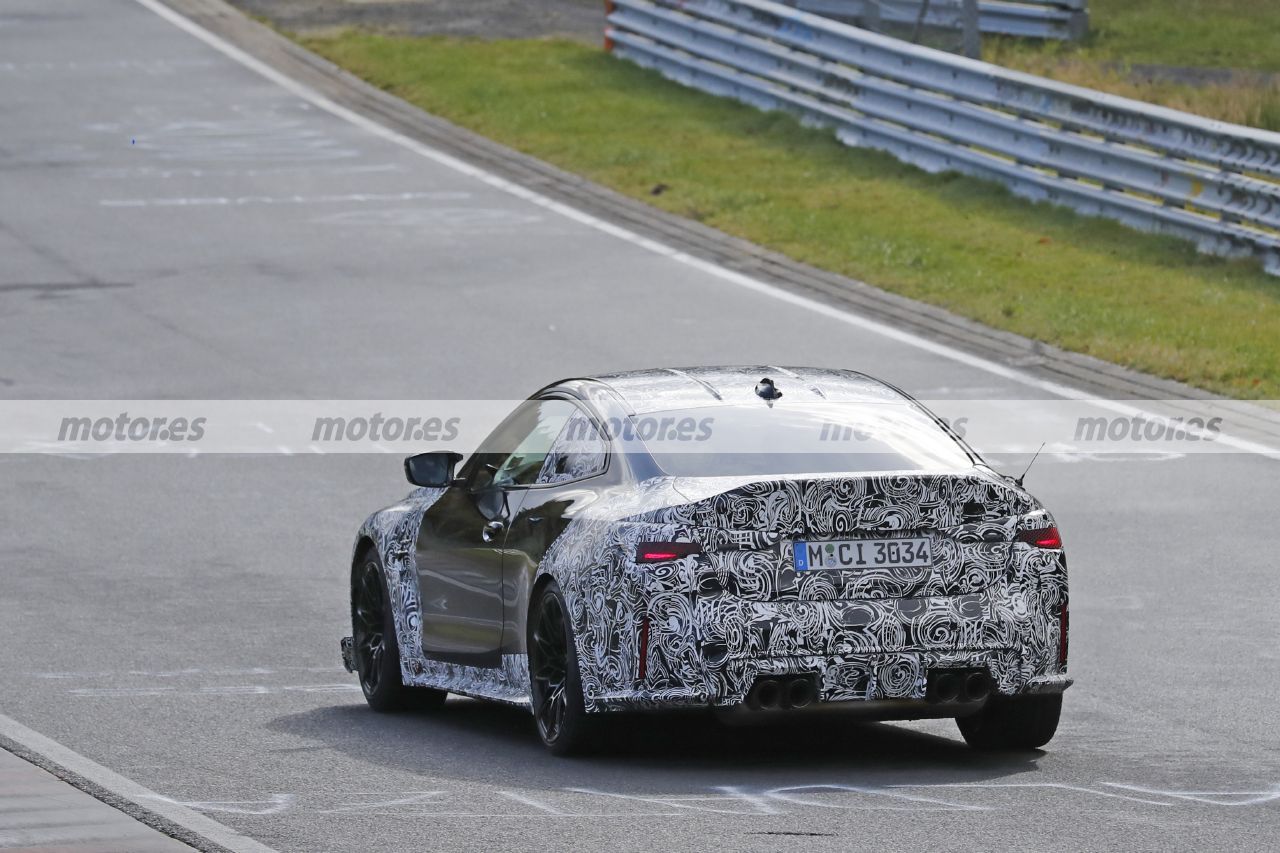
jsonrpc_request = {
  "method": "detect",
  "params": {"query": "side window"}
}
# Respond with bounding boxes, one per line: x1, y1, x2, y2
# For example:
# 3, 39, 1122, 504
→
536, 408, 608, 485
481, 399, 575, 489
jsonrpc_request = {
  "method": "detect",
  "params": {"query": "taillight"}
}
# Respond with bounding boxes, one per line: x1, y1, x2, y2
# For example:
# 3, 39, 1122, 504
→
1016, 525, 1062, 549
1058, 604, 1069, 669
636, 541, 702, 563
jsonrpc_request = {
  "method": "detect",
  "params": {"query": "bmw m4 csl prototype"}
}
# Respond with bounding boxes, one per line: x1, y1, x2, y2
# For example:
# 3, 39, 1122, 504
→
341, 367, 1070, 754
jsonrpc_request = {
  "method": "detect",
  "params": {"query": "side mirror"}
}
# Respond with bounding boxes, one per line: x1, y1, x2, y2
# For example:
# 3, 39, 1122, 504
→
404, 451, 463, 488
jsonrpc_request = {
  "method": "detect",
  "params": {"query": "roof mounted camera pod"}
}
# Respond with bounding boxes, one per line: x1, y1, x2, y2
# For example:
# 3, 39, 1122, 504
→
754, 377, 783, 400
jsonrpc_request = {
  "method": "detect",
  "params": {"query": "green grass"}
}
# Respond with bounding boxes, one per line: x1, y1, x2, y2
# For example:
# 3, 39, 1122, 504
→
1083, 0, 1280, 73
986, 1, 1280, 130
302, 32, 1280, 399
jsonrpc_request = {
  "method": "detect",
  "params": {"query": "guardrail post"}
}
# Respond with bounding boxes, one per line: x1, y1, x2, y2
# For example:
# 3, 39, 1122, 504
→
960, 0, 980, 58
864, 0, 882, 31
604, 0, 616, 52
909, 0, 932, 43
1066, 6, 1089, 41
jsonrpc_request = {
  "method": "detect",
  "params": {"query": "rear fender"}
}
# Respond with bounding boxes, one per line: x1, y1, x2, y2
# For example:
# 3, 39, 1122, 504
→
535, 518, 698, 710
1007, 509, 1068, 678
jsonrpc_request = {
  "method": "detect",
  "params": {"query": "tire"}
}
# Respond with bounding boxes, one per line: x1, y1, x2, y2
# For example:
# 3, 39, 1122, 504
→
956, 693, 1062, 750
352, 549, 447, 713
527, 582, 596, 756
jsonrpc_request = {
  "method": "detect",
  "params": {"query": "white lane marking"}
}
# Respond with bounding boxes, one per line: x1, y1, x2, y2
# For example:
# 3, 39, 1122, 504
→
764, 783, 987, 812
132, 0, 1280, 461
319, 791, 445, 814
100, 190, 469, 207
61, 783, 1280, 820
893, 781, 1175, 807
66, 684, 360, 697
34, 666, 341, 678
312, 207, 542, 229
88, 163, 403, 179
1100, 782, 1280, 806
0, 58, 216, 74
250, 789, 685, 818
0, 712, 280, 853
68, 687, 177, 697
567, 787, 783, 815
140, 794, 295, 816
495, 791, 571, 815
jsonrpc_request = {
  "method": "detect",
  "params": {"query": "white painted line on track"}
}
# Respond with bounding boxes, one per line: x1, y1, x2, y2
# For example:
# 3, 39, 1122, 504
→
99, 190, 470, 207
132, 0, 1280, 459
0, 712, 279, 853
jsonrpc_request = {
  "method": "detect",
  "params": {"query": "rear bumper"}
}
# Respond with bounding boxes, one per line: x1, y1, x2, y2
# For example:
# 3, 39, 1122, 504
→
592, 578, 1069, 713
1023, 674, 1073, 694
594, 646, 1069, 713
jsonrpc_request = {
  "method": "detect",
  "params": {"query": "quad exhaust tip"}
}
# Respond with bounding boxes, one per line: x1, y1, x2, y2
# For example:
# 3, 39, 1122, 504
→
746, 670, 990, 710
754, 678, 784, 710
786, 677, 816, 709
963, 671, 991, 702
927, 668, 991, 704
934, 672, 961, 703
748, 675, 817, 711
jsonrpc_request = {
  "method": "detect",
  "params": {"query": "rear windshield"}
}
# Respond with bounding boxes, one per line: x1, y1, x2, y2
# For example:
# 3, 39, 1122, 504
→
631, 401, 973, 478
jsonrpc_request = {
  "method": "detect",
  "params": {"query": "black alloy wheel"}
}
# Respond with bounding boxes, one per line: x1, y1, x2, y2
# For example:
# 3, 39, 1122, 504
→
353, 558, 389, 697
352, 550, 446, 712
528, 582, 595, 755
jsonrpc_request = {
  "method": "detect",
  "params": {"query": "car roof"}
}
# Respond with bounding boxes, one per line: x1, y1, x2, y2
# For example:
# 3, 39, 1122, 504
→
563, 366, 910, 414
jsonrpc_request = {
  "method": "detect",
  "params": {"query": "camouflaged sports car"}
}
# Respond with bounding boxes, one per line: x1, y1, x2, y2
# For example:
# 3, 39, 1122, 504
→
341, 367, 1070, 754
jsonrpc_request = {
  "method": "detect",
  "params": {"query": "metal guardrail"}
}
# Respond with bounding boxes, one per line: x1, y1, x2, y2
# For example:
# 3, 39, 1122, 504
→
605, 0, 1280, 276
793, 0, 1088, 42
792, 1, 982, 58
975, 0, 1087, 41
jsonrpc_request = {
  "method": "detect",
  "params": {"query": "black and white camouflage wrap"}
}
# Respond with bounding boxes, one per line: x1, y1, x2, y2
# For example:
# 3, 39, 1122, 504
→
352, 470, 1067, 714
354, 488, 533, 707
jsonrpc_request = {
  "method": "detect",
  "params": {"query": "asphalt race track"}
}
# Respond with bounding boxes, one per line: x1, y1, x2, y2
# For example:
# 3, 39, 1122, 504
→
2, 1, 1279, 851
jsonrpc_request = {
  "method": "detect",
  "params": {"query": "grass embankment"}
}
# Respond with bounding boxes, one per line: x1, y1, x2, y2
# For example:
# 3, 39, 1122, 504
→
302, 32, 1280, 398
987, 0, 1280, 130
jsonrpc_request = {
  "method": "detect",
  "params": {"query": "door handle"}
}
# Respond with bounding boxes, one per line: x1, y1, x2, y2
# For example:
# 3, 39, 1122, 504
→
481, 520, 506, 543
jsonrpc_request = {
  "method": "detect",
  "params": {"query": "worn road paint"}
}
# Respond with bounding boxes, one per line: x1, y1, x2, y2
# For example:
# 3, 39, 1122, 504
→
100, 190, 470, 208
152, 783, 1280, 820
66, 684, 360, 697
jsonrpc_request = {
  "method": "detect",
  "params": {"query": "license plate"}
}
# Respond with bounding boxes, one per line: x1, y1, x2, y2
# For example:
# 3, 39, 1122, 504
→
792, 537, 933, 572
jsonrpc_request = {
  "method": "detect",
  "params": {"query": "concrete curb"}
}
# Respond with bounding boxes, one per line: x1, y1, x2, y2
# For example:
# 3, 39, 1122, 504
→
0, 714, 278, 853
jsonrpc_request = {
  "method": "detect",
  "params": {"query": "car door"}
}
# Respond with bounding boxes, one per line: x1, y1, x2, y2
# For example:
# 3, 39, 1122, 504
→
417, 398, 576, 666
500, 405, 613, 654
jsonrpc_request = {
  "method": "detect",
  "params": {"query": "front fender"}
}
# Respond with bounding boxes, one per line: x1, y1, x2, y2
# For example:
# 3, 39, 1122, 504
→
350, 488, 448, 681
